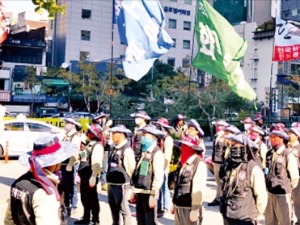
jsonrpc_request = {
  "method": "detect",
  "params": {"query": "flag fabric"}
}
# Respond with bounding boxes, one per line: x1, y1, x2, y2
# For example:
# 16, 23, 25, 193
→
114, 0, 174, 81
0, 3, 7, 44
273, 17, 300, 61
192, 0, 256, 101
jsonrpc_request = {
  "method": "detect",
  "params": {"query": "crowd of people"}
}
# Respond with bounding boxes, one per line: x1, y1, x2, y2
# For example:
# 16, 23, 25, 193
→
3, 109, 300, 225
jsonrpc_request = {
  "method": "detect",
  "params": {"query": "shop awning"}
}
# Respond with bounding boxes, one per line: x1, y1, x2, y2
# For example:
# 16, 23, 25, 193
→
43, 79, 69, 86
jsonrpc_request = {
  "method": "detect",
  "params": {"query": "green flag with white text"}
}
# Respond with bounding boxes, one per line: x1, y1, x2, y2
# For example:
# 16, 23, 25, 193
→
192, 0, 256, 101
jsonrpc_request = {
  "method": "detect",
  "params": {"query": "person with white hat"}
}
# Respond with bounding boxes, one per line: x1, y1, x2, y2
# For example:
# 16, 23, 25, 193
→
208, 120, 229, 207
172, 114, 187, 139
265, 130, 299, 225
288, 127, 300, 225
75, 123, 104, 225
241, 117, 254, 134
130, 125, 165, 225
91, 112, 112, 192
130, 110, 151, 163
249, 125, 268, 169
4, 134, 77, 225
220, 134, 267, 225
172, 135, 207, 225
60, 117, 82, 216
154, 118, 174, 218
185, 119, 206, 157
106, 124, 136, 225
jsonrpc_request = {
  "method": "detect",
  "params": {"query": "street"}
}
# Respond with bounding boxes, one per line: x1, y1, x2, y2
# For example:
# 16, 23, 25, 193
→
0, 157, 225, 225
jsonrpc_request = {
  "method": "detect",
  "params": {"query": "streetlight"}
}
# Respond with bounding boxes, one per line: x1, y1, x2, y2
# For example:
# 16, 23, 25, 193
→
61, 62, 72, 112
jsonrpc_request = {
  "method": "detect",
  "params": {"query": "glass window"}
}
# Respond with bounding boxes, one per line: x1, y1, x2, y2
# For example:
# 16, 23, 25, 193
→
183, 40, 190, 49
80, 51, 90, 61
183, 21, 191, 31
170, 0, 177, 2
169, 19, 177, 29
184, 0, 192, 4
82, 9, 91, 19
81, 30, 91, 41
182, 58, 190, 68
4, 122, 24, 131
172, 38, 176, 48
167, 58, 175, 67
27, 123, 52, 132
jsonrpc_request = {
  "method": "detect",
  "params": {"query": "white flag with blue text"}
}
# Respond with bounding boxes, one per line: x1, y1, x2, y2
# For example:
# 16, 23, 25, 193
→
114, 0, 174, 81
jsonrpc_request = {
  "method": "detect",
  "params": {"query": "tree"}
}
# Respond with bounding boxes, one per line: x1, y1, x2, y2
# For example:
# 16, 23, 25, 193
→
24, 66, 43, 116
71, 61, 129, 113
31, 0, 66, 19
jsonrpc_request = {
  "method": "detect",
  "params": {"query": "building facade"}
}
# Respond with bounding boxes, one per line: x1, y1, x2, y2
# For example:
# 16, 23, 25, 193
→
281, 0, 300, 21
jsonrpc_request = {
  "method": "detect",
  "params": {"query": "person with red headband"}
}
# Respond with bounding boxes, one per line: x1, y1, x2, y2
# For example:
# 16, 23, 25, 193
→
75, 123, 104, 225
172, 135, 207, 225
4, 134, 77, 225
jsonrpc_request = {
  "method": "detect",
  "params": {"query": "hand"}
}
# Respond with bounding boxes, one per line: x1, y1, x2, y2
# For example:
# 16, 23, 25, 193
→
66, 165, 73, 172
170, 205, 175, 214
129, 193, 136, 204
189, 209, 199, 222
89, 176, 96, 188
149, 195, 156, 208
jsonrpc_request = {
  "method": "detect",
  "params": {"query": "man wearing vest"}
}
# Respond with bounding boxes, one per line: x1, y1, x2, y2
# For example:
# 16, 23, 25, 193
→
131, 125, 164, 225
241, 117, 254, 135
288, 126, 300, 224
249, 125, 268, 169
92, 112, 111, 191
208, 119, 229, 207
185, 119, 206, 157
107, 125, 136, 225
172, 135, 207, 225
154, 117, 174, 218
75, 123, 104, 225
4, 134, 77, 225
253, 113, 268, 143
220, 134, 268, 225
60, 117, 82, 216
265, 130, 299, 225
130, 110, 151, 163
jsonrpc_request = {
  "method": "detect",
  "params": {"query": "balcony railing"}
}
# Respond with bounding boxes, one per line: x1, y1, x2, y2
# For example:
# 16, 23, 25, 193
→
12, 93, 47, 102
0, 91, 10, 102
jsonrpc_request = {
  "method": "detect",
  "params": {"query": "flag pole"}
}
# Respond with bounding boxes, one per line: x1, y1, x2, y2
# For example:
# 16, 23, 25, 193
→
109, 1, 115, 116
188, 0, 198, 101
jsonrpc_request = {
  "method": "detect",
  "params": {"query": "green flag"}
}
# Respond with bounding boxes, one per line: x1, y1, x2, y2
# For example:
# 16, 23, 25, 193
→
192, 0, 256, 101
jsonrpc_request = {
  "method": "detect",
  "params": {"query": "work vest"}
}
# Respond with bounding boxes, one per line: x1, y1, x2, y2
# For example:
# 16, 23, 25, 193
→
132, 128, 143, 162
172, 155, 202, 207
212, 134, 225, 163
106, 142, 131, 184
253, 140, 263, 169
266, 148, 292, 194
10, 171, 62, 225
220, 160, 258, 220
132, 146, 160, 190
78, 140, 99, 177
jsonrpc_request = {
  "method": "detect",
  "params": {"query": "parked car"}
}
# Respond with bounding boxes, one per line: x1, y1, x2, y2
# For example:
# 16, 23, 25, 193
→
67, 112, 95, 119
0, 118, 65, 157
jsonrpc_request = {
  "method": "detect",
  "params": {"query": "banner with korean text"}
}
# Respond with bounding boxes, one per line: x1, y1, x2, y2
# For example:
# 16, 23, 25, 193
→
114, 0, 174, 81
273, 17, 300, 61
192, 0, 256, 101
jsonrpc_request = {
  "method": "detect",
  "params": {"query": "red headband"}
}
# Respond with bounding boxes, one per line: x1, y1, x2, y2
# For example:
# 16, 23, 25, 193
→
32, 141, 61, 157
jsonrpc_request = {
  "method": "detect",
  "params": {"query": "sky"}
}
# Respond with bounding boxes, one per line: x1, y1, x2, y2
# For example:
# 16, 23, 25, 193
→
2, 0, 36, 13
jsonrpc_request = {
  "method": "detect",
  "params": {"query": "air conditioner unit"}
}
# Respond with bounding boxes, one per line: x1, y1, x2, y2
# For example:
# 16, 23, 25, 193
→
15, 83, 24, 89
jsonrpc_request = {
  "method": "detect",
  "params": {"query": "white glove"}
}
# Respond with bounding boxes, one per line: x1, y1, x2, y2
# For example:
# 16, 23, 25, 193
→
66, 165, 73, 172
189, 209, 199, 222
89, 176, 96, 188
149, 195, 156, 208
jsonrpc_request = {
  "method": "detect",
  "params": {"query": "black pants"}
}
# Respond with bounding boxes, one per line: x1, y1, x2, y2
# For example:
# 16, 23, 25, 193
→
136, 193, 158, 225
223, 217, 255, 225
60, 165, 74, 208
79, 169, 100, 223
108, 184, 131, 225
